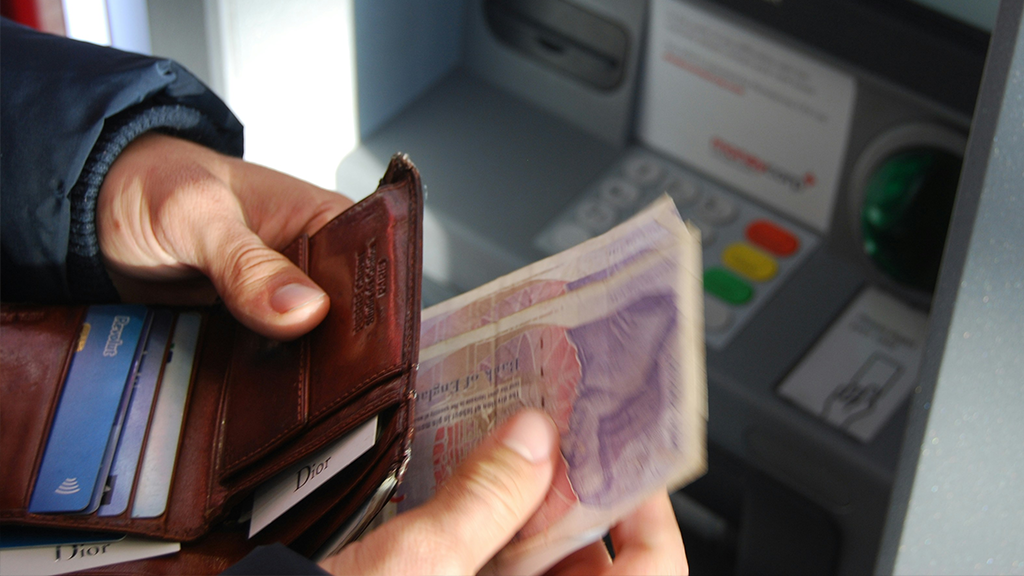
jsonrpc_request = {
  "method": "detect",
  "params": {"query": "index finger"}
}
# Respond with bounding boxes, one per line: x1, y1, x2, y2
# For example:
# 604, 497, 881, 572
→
608, 491, 688, 575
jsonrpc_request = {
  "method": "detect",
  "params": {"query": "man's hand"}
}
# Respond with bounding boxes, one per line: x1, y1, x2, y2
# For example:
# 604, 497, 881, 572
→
319, 409, 688, 576
97, 133, 353, 340
546, 491, 688, 576
320, 410, 559, 575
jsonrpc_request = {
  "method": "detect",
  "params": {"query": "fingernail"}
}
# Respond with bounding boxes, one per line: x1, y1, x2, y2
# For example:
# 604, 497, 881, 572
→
271, 283, 326, 314
501, 410, 556, 464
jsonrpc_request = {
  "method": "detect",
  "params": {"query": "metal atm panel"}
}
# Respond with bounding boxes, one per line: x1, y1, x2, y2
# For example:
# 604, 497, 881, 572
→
337, 1, 991, 573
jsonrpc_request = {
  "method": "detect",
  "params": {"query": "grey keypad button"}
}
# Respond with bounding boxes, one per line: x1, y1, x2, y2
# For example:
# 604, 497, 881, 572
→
691, 220, 717, 247
704, 295, 735, 333
598, 178, 641, 209
664, 176, 701, 207
695, 192, 738, 225
623, 157, 665, 187
575, 199, 617, 233
550, 222, 593, 251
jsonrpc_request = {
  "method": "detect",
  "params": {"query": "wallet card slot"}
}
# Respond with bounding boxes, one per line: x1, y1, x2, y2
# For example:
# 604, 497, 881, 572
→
214, 368, 410, 489
0, 306, 86, 516
109, 409, 409, 575
217, 329, 308, 477
254, 404, 407, 551
154, 308, 233, 540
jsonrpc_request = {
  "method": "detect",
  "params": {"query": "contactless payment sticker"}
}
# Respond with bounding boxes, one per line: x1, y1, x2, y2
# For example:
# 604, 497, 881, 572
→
777, 288, 928, 442
637, 0, 856, 232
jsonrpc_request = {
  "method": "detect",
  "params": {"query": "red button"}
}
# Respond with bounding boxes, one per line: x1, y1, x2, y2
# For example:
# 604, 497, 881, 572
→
746, 220, 799, 256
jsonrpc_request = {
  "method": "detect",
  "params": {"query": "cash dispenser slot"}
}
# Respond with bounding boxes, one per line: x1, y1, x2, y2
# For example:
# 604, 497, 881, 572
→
484, 0, 629, 90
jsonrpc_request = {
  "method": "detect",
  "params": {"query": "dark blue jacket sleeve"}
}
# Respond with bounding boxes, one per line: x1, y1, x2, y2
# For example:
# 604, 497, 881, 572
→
1, 18, 244, 303
221, 543, 331, 575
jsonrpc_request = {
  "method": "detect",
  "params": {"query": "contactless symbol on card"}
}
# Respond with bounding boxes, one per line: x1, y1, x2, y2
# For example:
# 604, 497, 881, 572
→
54, 479, 81, 495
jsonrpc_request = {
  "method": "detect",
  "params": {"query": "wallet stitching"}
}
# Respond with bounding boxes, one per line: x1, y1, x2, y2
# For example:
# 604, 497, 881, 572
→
403, 165, 421, 369
306, 181, 417, 423
315, 182, 395, 236
208, 314, 236, 518
308, 366, 404, 422
298, 236, 309, 428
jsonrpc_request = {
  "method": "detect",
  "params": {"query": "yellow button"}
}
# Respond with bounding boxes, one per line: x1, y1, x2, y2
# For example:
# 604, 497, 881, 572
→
722, 242, 778, 282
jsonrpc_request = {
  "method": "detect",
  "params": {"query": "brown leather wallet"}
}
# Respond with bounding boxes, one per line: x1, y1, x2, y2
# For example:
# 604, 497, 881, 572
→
0, 154, 423, 573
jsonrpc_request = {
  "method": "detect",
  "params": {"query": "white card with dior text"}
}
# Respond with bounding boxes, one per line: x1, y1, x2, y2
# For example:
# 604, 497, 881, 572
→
249, 416, 378, 537
0, 538, 180, 576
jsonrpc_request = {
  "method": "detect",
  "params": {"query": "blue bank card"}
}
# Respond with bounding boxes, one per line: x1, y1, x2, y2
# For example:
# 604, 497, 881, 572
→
87, 312, 153, 514
98, 310, 174, 517
28, 305, 149, 514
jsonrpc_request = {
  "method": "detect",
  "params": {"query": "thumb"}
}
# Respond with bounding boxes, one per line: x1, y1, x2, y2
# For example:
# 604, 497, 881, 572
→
331, 410, 558, 575
197, 222, 329, 340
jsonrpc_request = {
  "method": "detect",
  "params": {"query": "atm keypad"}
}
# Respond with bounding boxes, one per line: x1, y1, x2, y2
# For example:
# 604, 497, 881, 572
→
534, 148, 819, 349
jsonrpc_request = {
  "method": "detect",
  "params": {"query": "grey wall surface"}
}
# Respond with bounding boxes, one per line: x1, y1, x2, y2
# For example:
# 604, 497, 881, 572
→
146, 0, 213, 88
353, 0, 467, 139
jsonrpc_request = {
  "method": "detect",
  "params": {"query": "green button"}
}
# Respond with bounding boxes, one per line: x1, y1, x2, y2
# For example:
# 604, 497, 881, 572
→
704, 268, 753, 305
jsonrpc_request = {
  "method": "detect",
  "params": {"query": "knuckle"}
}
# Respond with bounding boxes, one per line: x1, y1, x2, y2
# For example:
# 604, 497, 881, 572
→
216, 239, 283, 290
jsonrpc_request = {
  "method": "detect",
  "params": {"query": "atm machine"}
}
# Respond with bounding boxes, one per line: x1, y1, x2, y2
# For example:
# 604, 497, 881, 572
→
337, 1, 995, 573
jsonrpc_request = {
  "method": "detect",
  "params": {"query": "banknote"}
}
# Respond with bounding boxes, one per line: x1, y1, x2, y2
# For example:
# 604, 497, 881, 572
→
419, 196, 688, 349
396, 201, 706, 575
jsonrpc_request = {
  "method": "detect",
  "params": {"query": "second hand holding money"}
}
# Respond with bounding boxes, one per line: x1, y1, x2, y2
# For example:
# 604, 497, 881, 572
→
317, 410, 687, 576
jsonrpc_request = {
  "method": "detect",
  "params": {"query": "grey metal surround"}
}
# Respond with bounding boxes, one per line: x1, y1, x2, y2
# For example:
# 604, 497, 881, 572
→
879, 2, 1024, 574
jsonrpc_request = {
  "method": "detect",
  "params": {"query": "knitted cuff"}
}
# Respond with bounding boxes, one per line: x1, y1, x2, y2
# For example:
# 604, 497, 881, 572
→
67, 105, 244, 302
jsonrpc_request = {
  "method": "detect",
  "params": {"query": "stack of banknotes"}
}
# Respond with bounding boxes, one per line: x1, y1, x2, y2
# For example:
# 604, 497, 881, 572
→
395, 195, 707, 574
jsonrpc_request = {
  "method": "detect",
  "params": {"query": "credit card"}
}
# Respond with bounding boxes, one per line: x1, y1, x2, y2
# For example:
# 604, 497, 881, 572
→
0, 536, 179, 576
131, 312, 202, 518
98, 310, 174, 517
86, 311, 153, 513
29, 305, 149, 514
